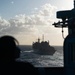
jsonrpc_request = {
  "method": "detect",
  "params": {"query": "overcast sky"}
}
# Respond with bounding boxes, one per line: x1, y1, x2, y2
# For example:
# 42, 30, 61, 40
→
0, 0, 74, 45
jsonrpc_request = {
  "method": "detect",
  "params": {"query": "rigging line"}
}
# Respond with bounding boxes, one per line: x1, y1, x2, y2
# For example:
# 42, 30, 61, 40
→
62, 27, 65, 39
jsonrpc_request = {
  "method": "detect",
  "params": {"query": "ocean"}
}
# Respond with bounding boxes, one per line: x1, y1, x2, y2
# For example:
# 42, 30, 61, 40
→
17, 45, 63, 67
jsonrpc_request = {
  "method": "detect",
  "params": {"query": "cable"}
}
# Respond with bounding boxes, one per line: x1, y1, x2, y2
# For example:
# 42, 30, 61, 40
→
62, 27, 65, 39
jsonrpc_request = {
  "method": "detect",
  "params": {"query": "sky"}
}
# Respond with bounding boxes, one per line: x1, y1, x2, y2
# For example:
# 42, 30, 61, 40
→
0, 0, 74, 45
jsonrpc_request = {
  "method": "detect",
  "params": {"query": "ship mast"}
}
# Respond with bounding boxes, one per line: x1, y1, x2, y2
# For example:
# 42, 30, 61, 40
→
37, 38, 40, 43
42, 34, 44, 41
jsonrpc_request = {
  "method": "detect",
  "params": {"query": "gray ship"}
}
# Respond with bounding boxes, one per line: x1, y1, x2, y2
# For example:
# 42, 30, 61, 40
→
32, 35, 56, 55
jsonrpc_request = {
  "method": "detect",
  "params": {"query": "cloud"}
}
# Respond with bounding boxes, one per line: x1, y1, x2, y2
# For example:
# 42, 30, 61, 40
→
0, 3, 58, 36
38, 3, 57, 17
34, 8, 38, 10
11, 1, 14, 4
0, 17, 10, 35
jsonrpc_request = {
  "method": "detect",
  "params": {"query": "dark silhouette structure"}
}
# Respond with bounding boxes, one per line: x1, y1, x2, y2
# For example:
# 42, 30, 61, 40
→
0, 35, 38, 75
52, 0, 75, 75
32, 35, 56, 55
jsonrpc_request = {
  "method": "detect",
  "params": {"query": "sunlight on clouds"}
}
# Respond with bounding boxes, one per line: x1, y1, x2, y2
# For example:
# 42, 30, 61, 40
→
0, 17, 10, 33
0, 3, 67, 45
40, 3, 57, 17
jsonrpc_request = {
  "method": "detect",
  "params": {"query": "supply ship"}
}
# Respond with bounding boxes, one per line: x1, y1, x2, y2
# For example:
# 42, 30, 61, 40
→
32, 35, 56, 55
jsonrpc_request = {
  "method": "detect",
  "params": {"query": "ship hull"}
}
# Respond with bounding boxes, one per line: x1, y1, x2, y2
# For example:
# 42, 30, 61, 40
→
33, 46, 56, 55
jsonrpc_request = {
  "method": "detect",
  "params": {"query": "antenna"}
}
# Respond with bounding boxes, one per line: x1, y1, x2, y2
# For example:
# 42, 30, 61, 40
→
42, 34, 44, 41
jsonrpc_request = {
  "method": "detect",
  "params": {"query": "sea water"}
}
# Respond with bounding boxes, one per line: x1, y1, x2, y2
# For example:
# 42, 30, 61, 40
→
17, 45, 63, 67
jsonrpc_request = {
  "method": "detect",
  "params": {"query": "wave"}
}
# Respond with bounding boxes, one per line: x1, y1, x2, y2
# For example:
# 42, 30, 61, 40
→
18, 49, 63, 67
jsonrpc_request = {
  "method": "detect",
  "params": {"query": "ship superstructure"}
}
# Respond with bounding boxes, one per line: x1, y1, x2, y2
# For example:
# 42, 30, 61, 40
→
32, 35, 56, 55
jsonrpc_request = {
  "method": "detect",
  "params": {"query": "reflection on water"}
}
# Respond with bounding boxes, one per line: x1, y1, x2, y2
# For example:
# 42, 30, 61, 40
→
17, 45, 63, 67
